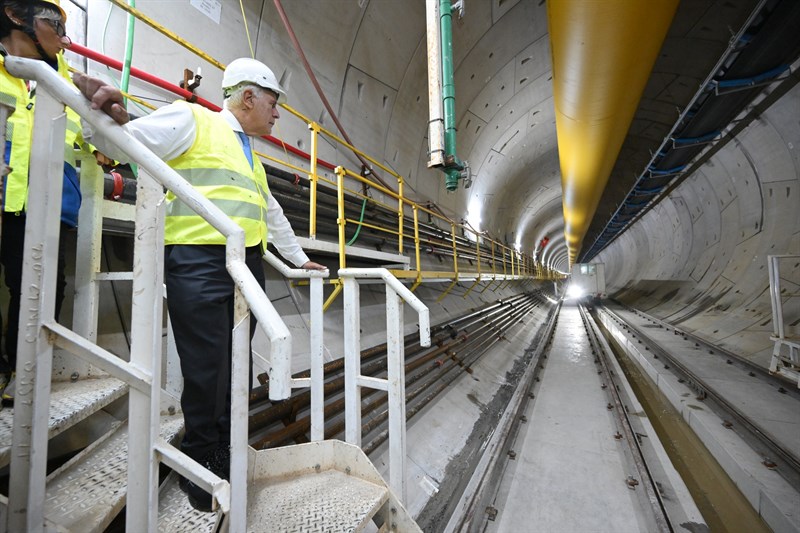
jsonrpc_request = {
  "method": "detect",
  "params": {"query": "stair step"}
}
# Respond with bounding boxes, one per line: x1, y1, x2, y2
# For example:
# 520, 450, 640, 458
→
0, 377, 128, 468
158, 473, 221, 533
247, 469, 389, 532
43, 413, 184, 532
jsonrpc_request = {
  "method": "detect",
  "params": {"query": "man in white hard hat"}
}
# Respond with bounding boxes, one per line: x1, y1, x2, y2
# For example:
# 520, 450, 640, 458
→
74, 58, 325, 511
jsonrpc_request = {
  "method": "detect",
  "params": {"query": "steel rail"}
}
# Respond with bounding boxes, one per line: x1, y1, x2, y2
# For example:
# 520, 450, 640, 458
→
602, 306, 800, 486
616, 303, 800, 398
580, 306, 672, 533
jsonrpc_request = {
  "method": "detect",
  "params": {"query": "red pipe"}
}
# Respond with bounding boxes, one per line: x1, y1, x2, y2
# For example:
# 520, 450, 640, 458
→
68, 43, 336, 171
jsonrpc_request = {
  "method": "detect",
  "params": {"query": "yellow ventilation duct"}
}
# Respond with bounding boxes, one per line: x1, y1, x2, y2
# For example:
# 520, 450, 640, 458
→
548, 0, 679, 265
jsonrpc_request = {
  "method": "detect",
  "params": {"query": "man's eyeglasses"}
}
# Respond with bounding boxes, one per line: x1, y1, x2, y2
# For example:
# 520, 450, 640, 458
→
38, 18, 67, 38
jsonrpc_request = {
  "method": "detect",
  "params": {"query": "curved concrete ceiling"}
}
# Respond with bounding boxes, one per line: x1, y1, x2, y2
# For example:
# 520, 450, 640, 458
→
93, 0, 763, 264
85, 0, 799, 361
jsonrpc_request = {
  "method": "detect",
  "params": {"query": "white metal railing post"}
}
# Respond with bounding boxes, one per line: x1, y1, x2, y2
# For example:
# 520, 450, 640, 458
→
261, 251, 329, 440
339, 268, 430, 504
768, 256, 784, 339
386, 284, 408, 502
72, 153, 104, 345
310, 276, 325, 440
230, 281, 251, 533
126, 169, 165, 532
343, 276, 363, 445
7, 89, 66, 533
767, 254, 800, 386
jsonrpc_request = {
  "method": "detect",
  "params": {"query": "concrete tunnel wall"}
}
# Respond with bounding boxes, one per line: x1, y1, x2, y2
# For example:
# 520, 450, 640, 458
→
597, 83, 800, 368
70, 1, 798, 370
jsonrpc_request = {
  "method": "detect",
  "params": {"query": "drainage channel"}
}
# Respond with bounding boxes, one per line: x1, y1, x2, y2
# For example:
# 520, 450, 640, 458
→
597, 303, 800, 533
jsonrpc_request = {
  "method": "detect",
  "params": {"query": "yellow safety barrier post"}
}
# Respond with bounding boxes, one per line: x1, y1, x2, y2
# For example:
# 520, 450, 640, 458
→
411, 205, 422, 292
480, 240, 496, 294
462, 230, 482, 298
437, 222, 460, 302
308, 122, 320, 239
335, 166, 347, 271
398, 177, 404, 254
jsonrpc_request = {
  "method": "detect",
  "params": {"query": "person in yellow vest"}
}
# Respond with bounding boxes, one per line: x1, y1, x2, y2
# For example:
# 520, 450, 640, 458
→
0, 0, 107, 402
74, 58, 326, 511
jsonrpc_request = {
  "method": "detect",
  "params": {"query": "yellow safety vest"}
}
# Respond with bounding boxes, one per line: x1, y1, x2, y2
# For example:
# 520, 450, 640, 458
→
165, 102, 269, 248
1, 52, 85, 219
1, 52, 32, 214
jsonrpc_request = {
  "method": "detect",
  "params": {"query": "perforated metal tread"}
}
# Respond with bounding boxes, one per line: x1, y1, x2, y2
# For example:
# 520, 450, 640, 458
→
246, 469, 389, 533
43, 413, 184, 533
0, 377, 128, 468
158, 474, 221, 533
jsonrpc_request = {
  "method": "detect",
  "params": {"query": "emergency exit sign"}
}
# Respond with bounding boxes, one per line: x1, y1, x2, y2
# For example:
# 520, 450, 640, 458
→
190, 0, 221, 24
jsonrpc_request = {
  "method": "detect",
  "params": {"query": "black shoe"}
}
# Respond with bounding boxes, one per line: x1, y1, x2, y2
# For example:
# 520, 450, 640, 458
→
186, 480, 212, 512
183, 445, 231, 512
206, 445, 231, 480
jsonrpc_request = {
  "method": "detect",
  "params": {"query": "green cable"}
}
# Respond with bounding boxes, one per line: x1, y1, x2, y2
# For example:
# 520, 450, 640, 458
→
346, 198, 368, 246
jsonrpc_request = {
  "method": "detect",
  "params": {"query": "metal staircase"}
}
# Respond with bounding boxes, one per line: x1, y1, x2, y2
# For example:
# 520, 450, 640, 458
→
0, 56, 423, 532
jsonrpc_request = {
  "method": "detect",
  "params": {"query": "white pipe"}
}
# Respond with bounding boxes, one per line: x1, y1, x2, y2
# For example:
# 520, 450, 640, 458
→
426, 0, 445, 168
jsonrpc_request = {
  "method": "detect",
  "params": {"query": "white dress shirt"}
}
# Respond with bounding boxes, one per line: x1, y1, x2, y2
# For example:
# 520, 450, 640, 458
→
85, 104, 311, 268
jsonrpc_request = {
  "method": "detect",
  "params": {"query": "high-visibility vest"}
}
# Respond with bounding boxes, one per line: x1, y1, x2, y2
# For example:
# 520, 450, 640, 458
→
164, 102, 269, 248
1, 53, 33, 215
1, 52, 84, 227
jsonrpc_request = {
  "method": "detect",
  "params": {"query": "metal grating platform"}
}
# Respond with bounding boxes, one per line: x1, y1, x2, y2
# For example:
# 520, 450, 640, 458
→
246, 469, 389, 533
158, 474, 221, 533
43, 414, 184, 532
0, 377, 128, 468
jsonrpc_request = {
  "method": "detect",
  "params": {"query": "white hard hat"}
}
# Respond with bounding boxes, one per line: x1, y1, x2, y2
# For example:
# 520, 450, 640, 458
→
222, 58, 286, 100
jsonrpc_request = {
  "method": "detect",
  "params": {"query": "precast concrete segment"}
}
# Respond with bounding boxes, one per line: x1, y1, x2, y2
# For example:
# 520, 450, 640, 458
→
486, 305, 648, 532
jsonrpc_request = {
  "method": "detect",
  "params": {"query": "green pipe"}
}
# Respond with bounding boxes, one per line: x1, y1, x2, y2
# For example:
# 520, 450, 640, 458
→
121, 1, 138, 176
120, 0, 136, 100
440, 0, 463, 191
445, 168, 460, 191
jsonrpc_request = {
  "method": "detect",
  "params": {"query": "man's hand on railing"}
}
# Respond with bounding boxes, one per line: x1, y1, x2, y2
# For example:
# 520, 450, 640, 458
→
301, 261, 327, 271
93, 150, 115, 166
72, 71, 130, 125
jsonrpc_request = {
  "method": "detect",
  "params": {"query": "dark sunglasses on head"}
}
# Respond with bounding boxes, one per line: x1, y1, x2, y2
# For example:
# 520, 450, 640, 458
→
39, 17, 66, 38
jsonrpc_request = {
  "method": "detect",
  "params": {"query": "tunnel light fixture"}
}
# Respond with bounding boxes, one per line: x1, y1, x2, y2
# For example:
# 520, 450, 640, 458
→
566, 284, 585, 300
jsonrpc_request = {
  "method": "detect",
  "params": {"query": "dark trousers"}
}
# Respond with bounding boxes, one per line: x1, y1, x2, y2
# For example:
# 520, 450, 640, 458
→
0, 212, 67, 372
165, 244, 264, 462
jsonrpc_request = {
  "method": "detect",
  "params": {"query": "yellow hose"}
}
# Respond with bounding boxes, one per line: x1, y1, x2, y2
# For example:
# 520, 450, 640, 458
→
548, 0, 679, 265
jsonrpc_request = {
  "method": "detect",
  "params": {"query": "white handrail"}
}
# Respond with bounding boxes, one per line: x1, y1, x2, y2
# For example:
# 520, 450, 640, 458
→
4, 57, 294, 379
3, 56, 295, 532
262, 250, 329, 440
340, 267, 431, 347
262, 249, 329, 279
767, 254, 800, 387
339, 267, 430, 504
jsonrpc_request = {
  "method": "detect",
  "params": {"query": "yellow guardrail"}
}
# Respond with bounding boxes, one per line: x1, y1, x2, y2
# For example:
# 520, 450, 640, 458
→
100, 1, 564, 310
